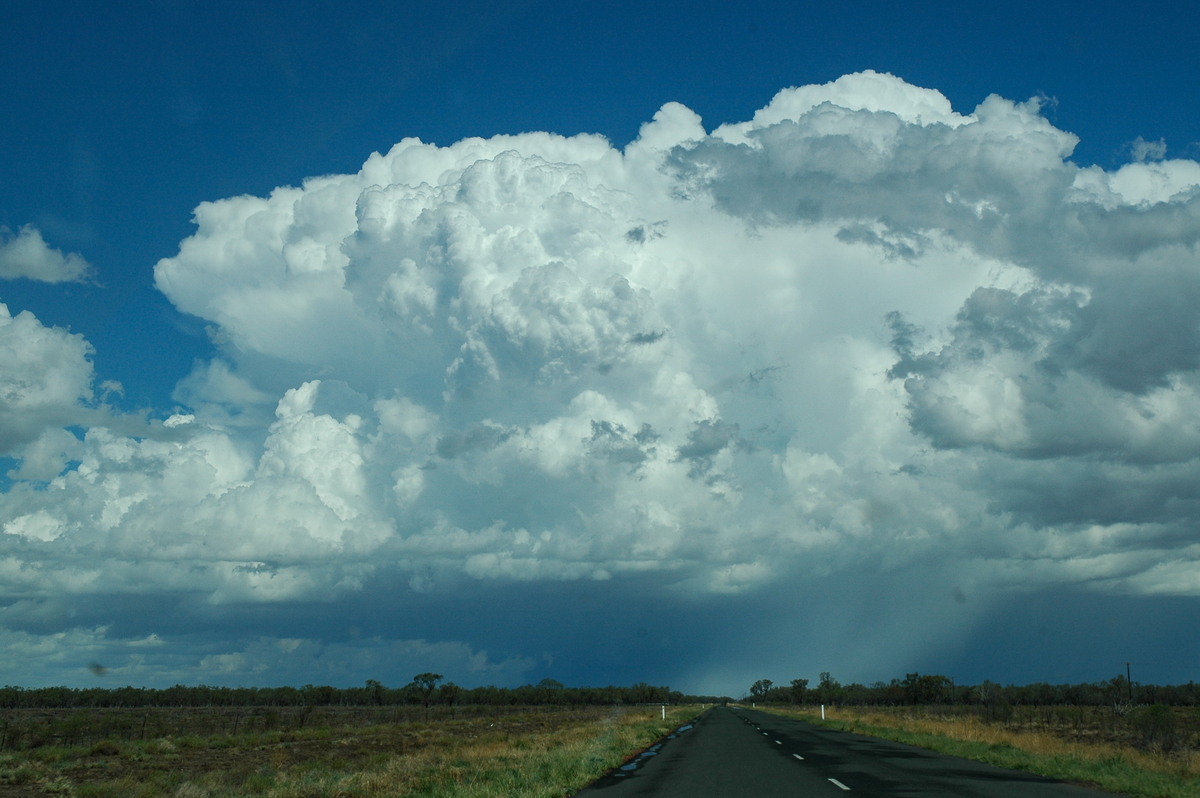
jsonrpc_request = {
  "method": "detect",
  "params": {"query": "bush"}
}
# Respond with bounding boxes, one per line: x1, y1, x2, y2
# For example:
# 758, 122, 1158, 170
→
89, 739, 123, 756
0, 762, 38, 785
1129, 704, 1177, 752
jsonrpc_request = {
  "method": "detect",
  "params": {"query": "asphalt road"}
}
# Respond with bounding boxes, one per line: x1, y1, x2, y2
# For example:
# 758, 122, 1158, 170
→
574, 706, 1118, 797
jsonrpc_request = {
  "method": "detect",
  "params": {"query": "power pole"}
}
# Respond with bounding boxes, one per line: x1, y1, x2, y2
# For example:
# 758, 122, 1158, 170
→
1125, 662, 1133, 703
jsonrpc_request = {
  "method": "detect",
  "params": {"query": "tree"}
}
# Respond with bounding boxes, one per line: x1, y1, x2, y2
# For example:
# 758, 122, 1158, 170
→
977, 679, 1011, 722
412, 673, 443, 708
628, 682, 667, 704
438, 682, 460, 707
1104, 674, 1133, 711
790, 678, 809, 705
750, 679, 773, 700
901, 673, 951, 705
365, 679, 384, 706
817, 672, 840, 705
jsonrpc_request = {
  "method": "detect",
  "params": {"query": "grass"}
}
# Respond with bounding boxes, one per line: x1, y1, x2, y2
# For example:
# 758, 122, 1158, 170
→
0, 705, 699, 797
228, 706, 692, 797
758, 705, 1200, 798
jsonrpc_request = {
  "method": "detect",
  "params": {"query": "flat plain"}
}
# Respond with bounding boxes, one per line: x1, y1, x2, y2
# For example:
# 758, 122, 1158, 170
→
761, 705, 1200, 798
0, 704, 696, 797
4, 702, 1199, 796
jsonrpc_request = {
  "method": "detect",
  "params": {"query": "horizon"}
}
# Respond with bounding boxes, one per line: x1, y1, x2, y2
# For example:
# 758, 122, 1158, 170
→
0, 667, 1175, 698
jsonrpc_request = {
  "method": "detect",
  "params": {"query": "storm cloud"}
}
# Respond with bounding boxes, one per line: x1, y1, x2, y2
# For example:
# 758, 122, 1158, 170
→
3, 72, 1199, 691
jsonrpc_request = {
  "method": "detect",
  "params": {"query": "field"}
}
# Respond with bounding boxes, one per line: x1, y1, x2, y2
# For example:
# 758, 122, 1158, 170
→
760, 704, 1200, 798
9, 700, 1199, 797
0, 704, 699, 797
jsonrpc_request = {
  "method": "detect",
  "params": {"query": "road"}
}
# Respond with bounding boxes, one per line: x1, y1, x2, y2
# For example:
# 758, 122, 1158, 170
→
574, 706, 1117, 796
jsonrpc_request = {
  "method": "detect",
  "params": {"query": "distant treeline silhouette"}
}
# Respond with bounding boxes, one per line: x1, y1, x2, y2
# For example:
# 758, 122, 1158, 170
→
8, 671, 1197, 710
747, 672, 1199, 708
0, 677, 728, 709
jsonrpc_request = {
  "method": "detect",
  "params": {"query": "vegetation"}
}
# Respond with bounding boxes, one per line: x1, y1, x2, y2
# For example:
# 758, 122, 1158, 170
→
742, 670, 1200, 797
745, 671, 1200, 710
0, 678, 729, 711
760, 704, 1200, 798
0, 703, 700, 797
0, 676, 720, 792
8, 668, 1200, 795
0, 674, 720, 795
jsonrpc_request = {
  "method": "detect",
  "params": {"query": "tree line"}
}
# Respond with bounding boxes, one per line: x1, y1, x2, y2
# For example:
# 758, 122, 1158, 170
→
10, 671, 1196, 710
0, 676, 730, 710
747, 672, 1200, 708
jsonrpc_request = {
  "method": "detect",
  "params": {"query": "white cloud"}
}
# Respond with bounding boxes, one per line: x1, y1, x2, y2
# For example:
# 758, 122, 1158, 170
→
1096, 159, 1200, 206
257, 381, 371, 523
0, 225, 93, 283
1130, 136, 1168, 163
4, 509, 66, 542
0, 303, 97, 454
5, 428, 84, 481
711, 70, 969, 145
5, 71, 1200, 687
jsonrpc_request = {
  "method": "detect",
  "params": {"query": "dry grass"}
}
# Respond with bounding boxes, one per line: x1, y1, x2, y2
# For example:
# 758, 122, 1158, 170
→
760, 705, 1200, 798
0, 705, 699, 798
175, 705, 694, 797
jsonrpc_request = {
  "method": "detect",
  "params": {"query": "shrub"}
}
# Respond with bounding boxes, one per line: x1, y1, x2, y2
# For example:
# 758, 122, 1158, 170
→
0, 762, 38, 785
89, 738, 123, 756
1129, 704, 1177, 752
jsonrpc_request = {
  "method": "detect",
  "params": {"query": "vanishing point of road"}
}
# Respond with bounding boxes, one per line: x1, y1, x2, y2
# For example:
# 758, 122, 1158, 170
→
574, 706, 1117, 797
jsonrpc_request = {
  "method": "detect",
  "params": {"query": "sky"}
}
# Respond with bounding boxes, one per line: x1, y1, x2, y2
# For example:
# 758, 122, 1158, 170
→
2, 0, 1199, 697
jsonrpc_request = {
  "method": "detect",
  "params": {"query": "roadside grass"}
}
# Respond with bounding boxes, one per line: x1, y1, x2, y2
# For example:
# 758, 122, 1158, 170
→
759, 706, 1200, 798
236, 705, 694, 798
0, 705, 699, 797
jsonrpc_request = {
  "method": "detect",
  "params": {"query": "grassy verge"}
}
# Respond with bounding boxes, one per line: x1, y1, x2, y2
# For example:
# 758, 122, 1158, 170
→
0, 705, 700, 798
213, 705, 695, 798
757, 706, 1200, 798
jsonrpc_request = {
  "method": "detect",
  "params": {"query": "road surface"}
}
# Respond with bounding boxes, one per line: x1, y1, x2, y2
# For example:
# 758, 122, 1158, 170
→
574, 706, 1116, 796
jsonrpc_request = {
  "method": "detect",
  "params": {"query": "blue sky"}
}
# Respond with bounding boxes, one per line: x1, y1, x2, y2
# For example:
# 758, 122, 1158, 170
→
2, 0, 1199, 695
5, 0, 1197, 407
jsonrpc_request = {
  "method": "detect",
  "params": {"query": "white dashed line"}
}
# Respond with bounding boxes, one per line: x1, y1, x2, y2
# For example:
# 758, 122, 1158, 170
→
792, 753, 804, 761
774, 740, 782, 745
828, 777, 851, 790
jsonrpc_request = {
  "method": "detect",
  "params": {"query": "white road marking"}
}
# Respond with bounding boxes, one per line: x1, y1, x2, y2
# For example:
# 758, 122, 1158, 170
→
828, 777, 851, 790
792, 753, 804, 761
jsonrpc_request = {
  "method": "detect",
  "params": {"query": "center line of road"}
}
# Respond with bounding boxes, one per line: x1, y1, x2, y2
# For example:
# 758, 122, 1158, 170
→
792, 753, 804, 761
774, 740, 781, 745
828, 777, 851, 791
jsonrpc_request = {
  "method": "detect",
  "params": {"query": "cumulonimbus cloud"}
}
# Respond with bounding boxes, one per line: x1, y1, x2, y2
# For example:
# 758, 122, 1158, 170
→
4, 70, 1200, 686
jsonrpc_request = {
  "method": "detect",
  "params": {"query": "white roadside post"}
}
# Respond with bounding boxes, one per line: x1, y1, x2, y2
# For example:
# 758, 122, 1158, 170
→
821, 704, 825, 720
